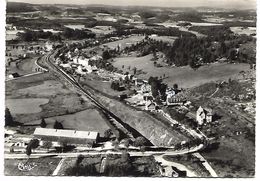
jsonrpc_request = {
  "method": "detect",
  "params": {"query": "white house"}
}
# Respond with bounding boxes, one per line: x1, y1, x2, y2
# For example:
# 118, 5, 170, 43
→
196, 106, 213, 125
145, 100, 157, 111
141, 84, 151, 94
166, 91, 186, 106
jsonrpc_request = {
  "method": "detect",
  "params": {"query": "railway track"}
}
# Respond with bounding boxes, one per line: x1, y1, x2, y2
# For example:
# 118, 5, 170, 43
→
43, 50, 139, 141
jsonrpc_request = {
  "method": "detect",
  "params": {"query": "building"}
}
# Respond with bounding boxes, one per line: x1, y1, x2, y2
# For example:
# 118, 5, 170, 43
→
33, 128, 99, 147
166, 91, 186, 106
141, 84, 151, 93
196, 106, 213, 125
145, 100, 158, 111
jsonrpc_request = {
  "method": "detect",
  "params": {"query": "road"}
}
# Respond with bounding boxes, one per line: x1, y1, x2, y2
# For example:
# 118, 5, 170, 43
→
154, 155, 197, 177
192, 152, 218, 177
5, 144, 204, 159
5, 56, 48, 82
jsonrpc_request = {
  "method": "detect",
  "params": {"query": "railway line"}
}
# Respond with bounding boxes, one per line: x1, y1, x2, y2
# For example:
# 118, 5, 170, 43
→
43, 50, 141, 142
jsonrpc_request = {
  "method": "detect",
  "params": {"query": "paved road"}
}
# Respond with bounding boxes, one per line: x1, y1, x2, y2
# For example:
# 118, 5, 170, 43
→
5, 144, 204, 159
192, 152, 218, 177
154, 155, 197, 177
5, 72, 43, 82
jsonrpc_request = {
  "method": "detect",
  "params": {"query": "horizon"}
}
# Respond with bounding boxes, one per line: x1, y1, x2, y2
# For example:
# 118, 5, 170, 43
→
7, 0, 257, 10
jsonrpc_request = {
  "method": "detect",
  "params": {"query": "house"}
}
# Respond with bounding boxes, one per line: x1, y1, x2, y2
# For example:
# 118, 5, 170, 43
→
196, 106, 213, 125
8, 73, 20, 79
166, 91, 186, 106
134, 78, 147, 87
145, 100, 158, 111
33, 128, 99, 147
141, 84, 151, 93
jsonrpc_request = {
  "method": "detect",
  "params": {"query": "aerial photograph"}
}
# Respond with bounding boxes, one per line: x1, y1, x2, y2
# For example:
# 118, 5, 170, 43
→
4, 0, 256, 177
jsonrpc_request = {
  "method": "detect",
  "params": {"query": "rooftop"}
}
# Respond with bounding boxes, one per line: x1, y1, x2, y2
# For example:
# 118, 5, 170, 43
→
34, 128, 98, 140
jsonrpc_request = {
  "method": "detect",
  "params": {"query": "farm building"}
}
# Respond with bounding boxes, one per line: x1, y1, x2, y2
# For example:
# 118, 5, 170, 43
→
33, 128, 99, 147
196, 106, 213, 125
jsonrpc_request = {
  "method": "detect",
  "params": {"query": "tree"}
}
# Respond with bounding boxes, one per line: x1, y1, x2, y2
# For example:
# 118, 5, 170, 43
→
133, 67, 137, 75
133, 136, 147, 147
59, 140, 68, 152
40, 117, 47, 128
5, 108, 14, 126
53, 120, 63, 129
104, 129, 113, 138
173, 84, 178, 90
28, 139, 39, 149
25, 146, 32, 157
102, 50, 111, 60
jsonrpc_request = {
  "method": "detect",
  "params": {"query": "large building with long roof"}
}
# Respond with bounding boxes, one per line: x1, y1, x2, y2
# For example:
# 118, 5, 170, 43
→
33, 128, 99, 147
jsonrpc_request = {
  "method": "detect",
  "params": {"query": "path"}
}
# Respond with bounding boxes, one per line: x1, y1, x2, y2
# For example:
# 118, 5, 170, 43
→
52, 158, 66, 176
192, 152, 218, 177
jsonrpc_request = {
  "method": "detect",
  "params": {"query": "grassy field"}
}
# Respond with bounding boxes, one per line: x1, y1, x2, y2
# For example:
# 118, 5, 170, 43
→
230, 27, 256, 36
103, 35, 145, 49
4, 157, 61, 176
113, 55, 250, 88
5, 73, 109, 132
87, 26, 115, 35
6, 98, 49, 114
149, 36, 178, 43
25, 109, 110, 137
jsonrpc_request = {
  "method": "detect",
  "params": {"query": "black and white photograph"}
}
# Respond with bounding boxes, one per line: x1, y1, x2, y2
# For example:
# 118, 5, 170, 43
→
2, 0, 257, 178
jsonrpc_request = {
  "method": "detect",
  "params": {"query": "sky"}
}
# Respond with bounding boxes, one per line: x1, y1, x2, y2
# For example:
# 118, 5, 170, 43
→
8, 0, 257, 9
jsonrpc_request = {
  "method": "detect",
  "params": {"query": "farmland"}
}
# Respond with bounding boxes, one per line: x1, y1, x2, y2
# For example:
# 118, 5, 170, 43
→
102, 35, 145, 49
113, 55, 250, 88
5, 72, 109, 134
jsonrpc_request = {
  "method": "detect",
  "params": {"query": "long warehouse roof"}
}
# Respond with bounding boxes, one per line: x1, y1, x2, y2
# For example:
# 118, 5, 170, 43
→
34, 128, 98, 140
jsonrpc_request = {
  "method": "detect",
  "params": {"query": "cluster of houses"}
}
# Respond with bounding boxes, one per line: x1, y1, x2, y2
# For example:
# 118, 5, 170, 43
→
55, 43, 214, 131
57, 49, 101, 75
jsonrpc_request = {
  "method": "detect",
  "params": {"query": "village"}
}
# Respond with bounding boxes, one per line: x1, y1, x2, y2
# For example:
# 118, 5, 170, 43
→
4, 1, 256, 178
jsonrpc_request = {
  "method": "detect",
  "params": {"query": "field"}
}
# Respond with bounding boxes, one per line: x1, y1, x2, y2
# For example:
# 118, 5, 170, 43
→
230, 26, 256, 36
5, 73, 109, 134
6, 30, 24, 41
24, 109, 110, 137
149, 35, 178, 43
5, 98, 49, 114
102, 35, 145, 49
87, 26, 115, 35
113, 55, 250, 88
4, 157, 61, 176
64, 24, 85, 30
58, 155, 160, 176
156, 22, 206, 37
